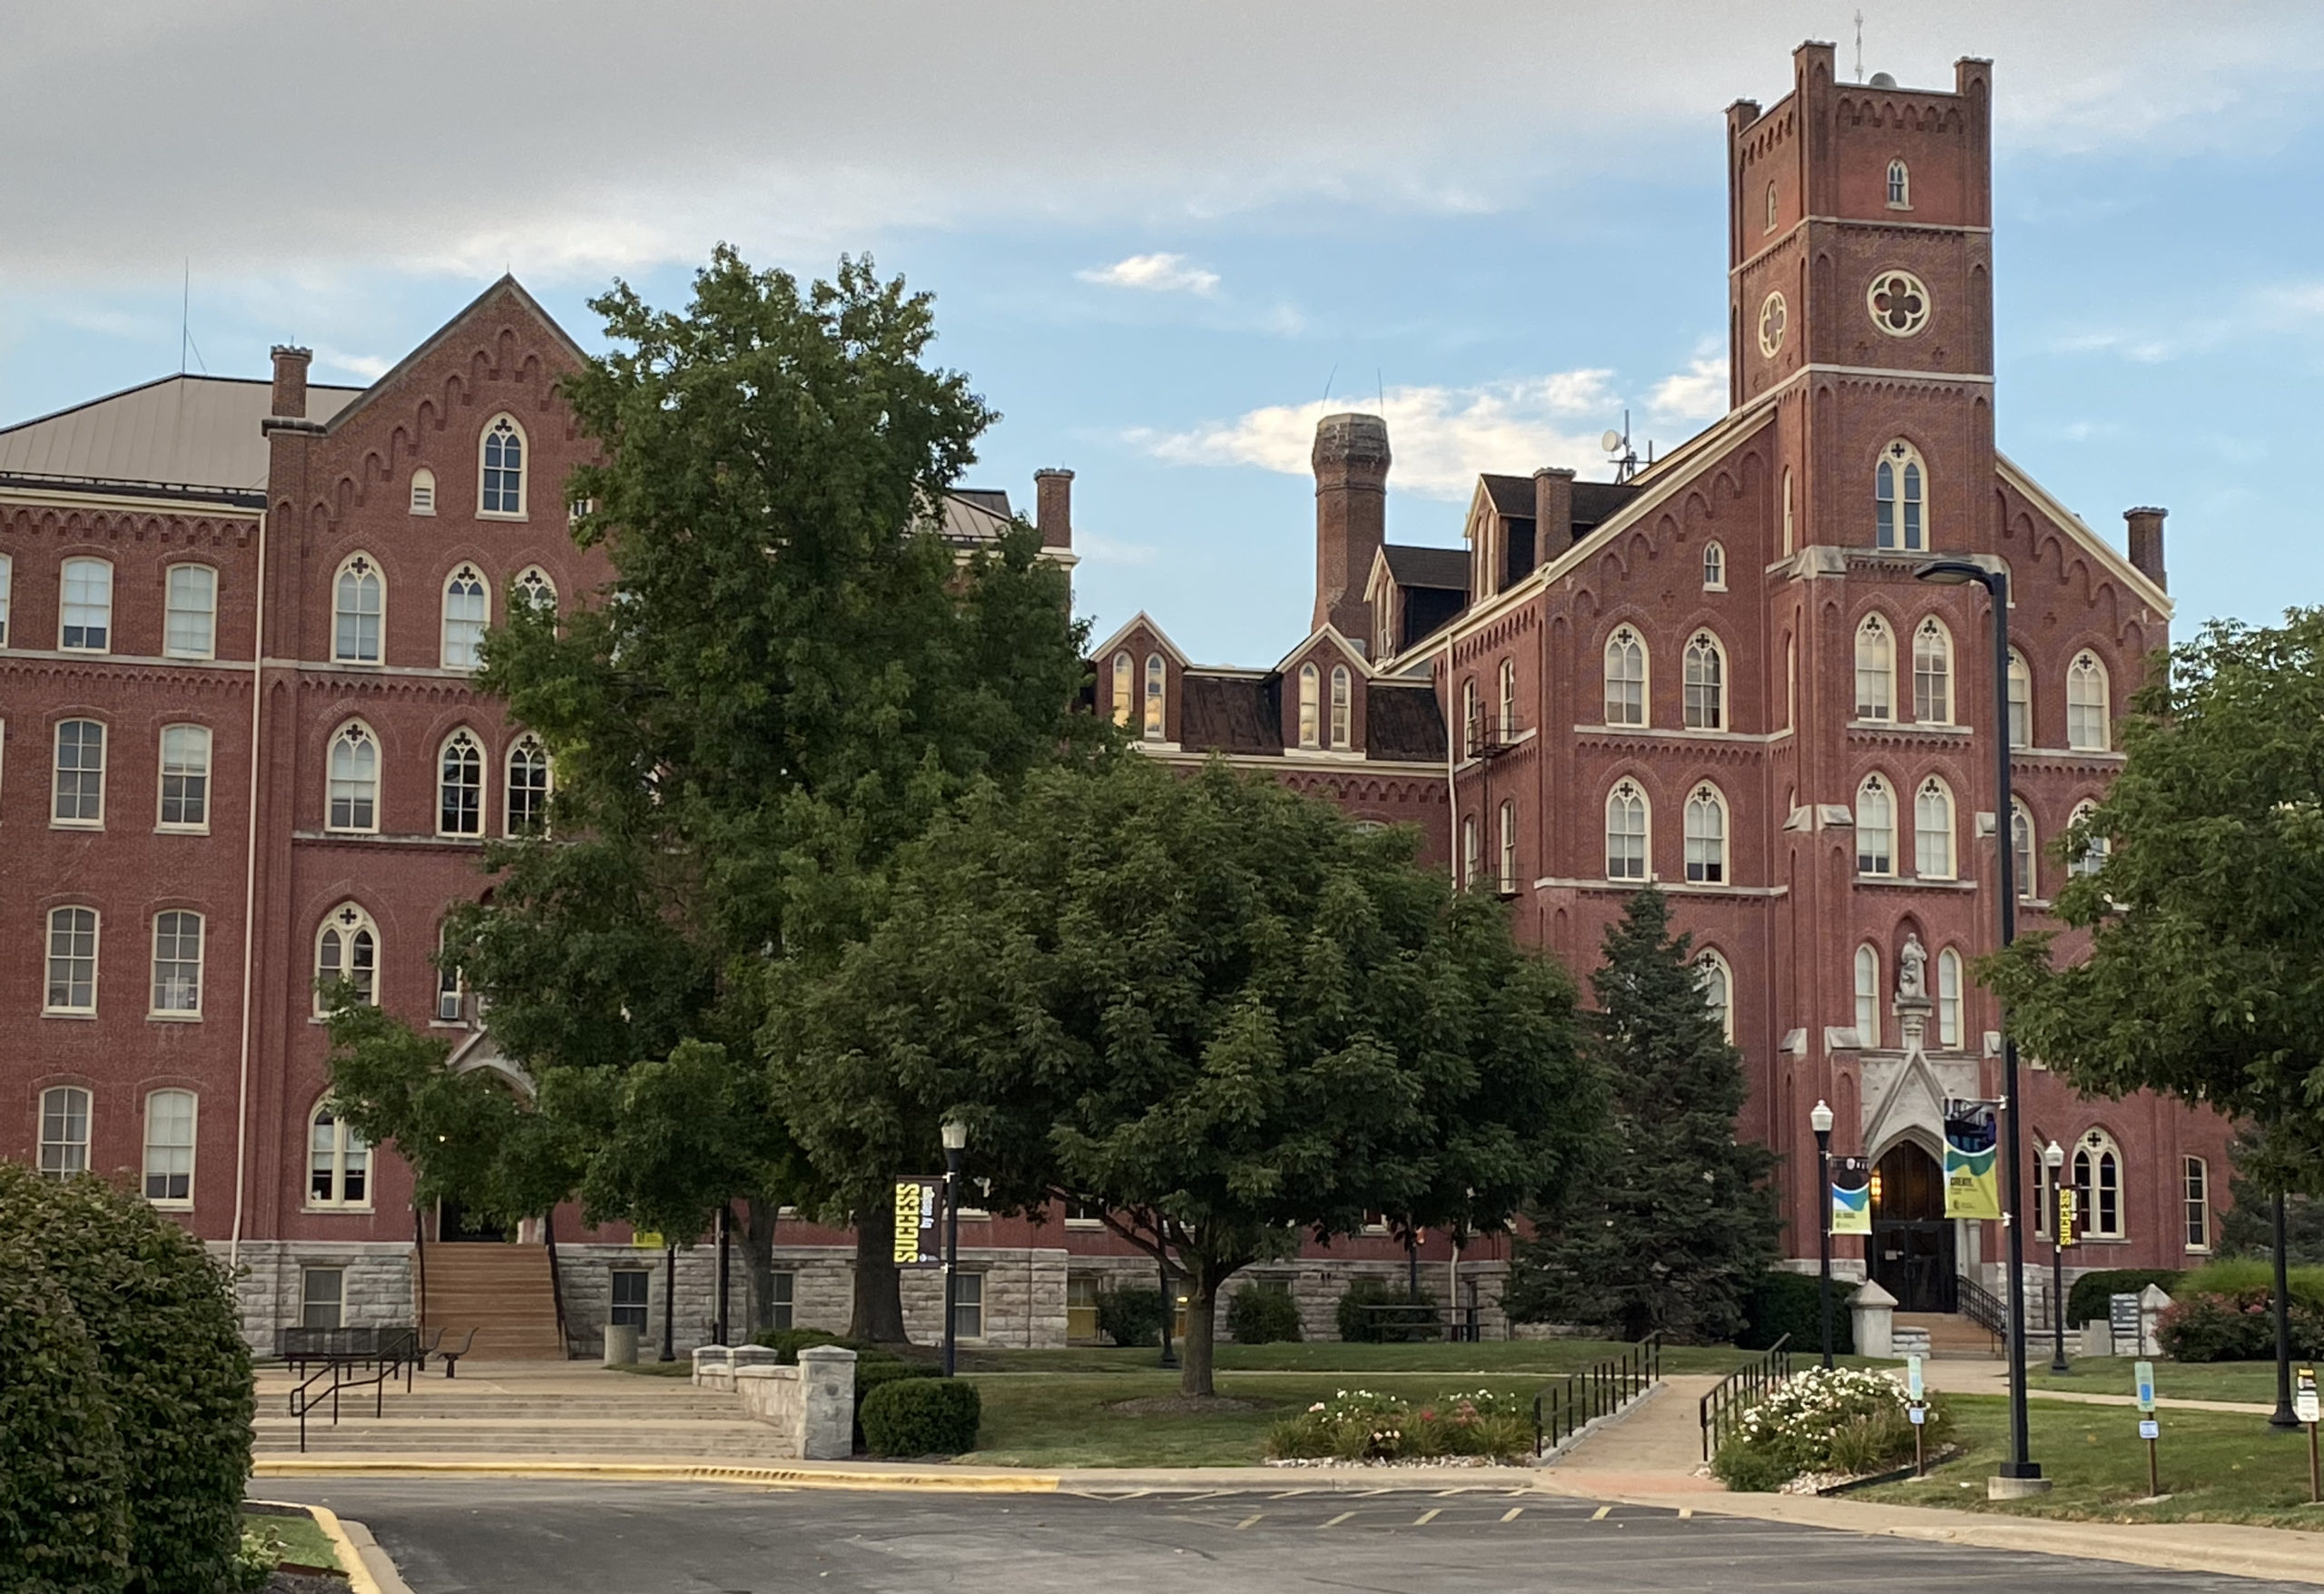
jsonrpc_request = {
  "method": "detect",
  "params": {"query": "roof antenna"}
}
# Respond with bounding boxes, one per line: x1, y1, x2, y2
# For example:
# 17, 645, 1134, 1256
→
1376, 368, 1384, 412
1321, 361, 1337, 404
1600, 409, 1641, 484
1854, 9, 1864, 83
180, 260, 190, 376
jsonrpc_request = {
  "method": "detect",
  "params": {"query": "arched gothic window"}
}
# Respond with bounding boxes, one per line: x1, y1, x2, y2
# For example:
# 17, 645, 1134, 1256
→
2066, 651, 2110, 751
309, 1103, 371, 1208
1683, 782, 1727, 884
1604, 626, 1647, 727
1297, 663, 1321, 749
1936, 947, 1964, 1048
1913, 617, 1953, 723
1696, 949, 1735, 1041
327, 723, 379, 832
1875, 440, 1925, 551
513, 565, 558, 615
1143, 654, 1165, 742
441, 565, 489, 670
1605, 780, 1649, 882
1702, 541, 1726, 590
2007, 649, 2033, 748
1683, 631, 1725, 730
438, 729, 484, 837
1855, 614, 1894, 721
1914, 776, 1955, 879
1110, 651, 1133, 728
1765, 181, 1778, 232
1886, 160, 1911, 208
2012, 800, 2037, 902
1332, 664, 1354, 749
506, 736, 551, 835
315, 903, 378, 1011
2068, 799, 2109, 878
479, 414, 527, 517
1856, 774, 1895, 876
1854, 944, 1880, 1048
2073, 1128, 2124, 1238
333, 553, 384, 664
1782, 468, 1795, 555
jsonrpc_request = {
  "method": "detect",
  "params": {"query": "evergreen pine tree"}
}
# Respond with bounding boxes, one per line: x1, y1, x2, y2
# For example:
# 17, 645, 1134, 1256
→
1504, 887, 1779, 1343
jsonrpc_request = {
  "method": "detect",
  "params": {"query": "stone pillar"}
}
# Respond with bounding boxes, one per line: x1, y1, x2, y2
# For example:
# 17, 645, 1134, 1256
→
796, 1344, 858, 1461
1849, 1278, 1897, 1359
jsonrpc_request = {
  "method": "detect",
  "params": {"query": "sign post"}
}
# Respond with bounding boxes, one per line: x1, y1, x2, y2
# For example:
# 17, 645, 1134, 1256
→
2136, 1359, 2160, 1497
2297, 1365, 2320, 1504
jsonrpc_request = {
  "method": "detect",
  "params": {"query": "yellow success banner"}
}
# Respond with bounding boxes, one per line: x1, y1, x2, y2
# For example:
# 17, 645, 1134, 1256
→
892, 1177, 942, 1267
2057, 1187, 2076, 1247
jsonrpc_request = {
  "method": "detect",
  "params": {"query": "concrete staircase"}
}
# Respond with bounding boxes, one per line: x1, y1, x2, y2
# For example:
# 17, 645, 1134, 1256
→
420, 1242, 566, 1361
253, 1367, 783, 1458
1893, 1310, 2000, 1359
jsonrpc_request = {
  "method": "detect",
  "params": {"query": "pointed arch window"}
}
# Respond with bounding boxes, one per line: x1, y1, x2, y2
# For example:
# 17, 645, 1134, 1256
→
2006, 649, 2032, 747
1765, 180, 1778, 232
1110, 651, 1133, 728
1496, 799, 1518, 895
479, 414, 527, 517
1605, 779, 1649, 882
513, 565, 557, 615
1683, 631, 1725, 730
1875, 440, 1925, 551
309, 1104, 371, 1208
1297, 663, 1321, 749
1914, 776, 1955, 879
441, 565, 489, 670
333, 554, 384, 664
438, 729, 485, 836
1912, 617, 1953, 723
327, 723, 379, 832
1142, 654, 1165, 742
1854, 615, 1894, 720
2012, 799, 2037, 902
315, 903, 378, 1011
1331, 664, 1354, 748
1856, 774, 1895, 876
60, 557, 113, 651
1936, 947, 1963, 1048
1781, 468, 1795, 555
1604, 626, 1647, 727
1696, 949, 1735, 1041
1854, 944, 1880, 1048
1683, 782, 1727, 884
1886, 160, 1911, 208
1703, 541, 1726, 591
2066, 651, 2110, 751
2068, 799, 2109, 879
2073, 1128, 2124, 1238
506, 736, 551, 835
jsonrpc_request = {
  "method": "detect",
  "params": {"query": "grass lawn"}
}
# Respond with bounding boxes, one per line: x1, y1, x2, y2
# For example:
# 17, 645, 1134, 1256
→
1856, 1394, 2324, 1528
2027, 1357, 2285, 1406
960, 1340, 1760, 1377
243, 1508, 341, 1571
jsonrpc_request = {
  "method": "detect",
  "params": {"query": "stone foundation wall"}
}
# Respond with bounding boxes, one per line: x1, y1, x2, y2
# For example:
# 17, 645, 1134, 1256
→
208, 1241, 414, 1353
1059, 1255, 1521, 1343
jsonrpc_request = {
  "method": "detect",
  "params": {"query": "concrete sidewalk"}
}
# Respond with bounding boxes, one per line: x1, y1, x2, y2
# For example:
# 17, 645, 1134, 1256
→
1921, 1357, 2275, 1414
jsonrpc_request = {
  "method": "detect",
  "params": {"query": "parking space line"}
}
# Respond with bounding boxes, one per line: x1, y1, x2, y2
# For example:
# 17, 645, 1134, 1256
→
1413, 1509, 1441, 1526
1500, 1507, 1524, 1522
1678, 1507, 1693, 1520
1236, 1514, 1263, 1530
1431, 1488, 1467, 1497
1267, 1489, 1314, 1499
1590, 1506, 1612, 1520
1320, 1511, 1354, 1529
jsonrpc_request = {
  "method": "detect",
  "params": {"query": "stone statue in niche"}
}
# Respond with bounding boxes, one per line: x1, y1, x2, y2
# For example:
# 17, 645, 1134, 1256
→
1897, 932, 1927, 1001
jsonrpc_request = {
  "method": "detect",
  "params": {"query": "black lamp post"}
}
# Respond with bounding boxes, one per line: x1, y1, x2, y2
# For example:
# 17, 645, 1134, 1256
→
940, 1118, 967, 1378
659, 1242, 677, 1363
1812, 1097, 1835, 1370
2044, 1139, 2069, 1374
1157, 1256, 1178, 1370
1915, 556, 2040, 1486
2271, 1191, 2301, 1429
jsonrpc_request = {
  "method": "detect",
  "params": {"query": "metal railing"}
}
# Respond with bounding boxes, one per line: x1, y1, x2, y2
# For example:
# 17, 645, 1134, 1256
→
1956, 1274, 2007, 1352
1699, 1334, 1791, 1461
1533, 1334, 1660, 1457
285, 1331, 421, 1452
1347, 1304, 1484, 1343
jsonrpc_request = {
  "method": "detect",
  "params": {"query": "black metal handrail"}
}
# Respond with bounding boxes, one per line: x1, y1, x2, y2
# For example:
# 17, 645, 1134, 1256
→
1533, 1334, 1660, 1457
1956, 1274, 2007, 1352
286, 1333, 419, 1452
1699, 1334, 1791, 1461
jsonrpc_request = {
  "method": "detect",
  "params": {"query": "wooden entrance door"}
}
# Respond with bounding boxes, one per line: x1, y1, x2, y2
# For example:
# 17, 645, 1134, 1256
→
1870, 1143, 1957, 1312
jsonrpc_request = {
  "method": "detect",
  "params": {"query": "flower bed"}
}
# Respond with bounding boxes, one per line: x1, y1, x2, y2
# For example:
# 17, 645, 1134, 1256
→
1265, 1387, 1534, 1463
1711, 1367, 1949, 1492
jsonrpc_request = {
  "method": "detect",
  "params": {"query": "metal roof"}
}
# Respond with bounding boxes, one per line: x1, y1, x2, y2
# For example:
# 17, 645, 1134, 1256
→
0, 374, 361, 497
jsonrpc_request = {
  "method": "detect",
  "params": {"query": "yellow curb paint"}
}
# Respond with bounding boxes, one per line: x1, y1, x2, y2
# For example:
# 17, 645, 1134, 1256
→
304, 1505, 382, 1594
1500, 1507, 1525, 1522
1591, 1506, 1612, 1520
1679, 1508, 1693, 1520
1414, 1509, 1442, 1526
1321, 1511, 1354, 1529
1236, 1514, 1263, 1530
250, 1459, 1061, 1495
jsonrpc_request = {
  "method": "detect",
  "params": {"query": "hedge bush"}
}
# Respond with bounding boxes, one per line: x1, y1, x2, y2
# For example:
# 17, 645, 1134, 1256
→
860, 1377, 981, 1457
1734, 1270, 1853, 1355
1094, 1285, 1166, 1348
852, 1361, 943, 1449
2176, 1259, 2324, 1310
0, 1233, 131, 1593
2158, 1290, 2324, 1363
1336, 1277, 1438, 1343
1226, 1284, 1303, 1344
2065, 1269, 2183, 1330
0, 1162, 255, 1594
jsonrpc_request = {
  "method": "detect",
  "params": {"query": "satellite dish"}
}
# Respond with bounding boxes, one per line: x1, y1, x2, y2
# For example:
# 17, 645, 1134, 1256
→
1601, 430, 1624, 453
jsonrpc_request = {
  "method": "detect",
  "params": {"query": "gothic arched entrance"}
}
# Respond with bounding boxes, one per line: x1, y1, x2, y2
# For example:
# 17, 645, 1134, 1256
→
1870, 1141, 1957, 1312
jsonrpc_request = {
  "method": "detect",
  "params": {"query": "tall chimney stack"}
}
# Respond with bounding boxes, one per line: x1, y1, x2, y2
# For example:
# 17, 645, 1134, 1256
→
1034, 467, 1074, 549
270, 345, 312, 419
1312, 412, 1390, 648
2124, 506, 2167, 589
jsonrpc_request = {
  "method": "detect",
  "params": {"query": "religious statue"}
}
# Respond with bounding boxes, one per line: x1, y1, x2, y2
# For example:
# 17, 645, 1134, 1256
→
1897, 932, 1928, 1000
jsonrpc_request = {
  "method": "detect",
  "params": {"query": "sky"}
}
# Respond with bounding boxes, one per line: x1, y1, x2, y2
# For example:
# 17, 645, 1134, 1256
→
4, 1, 2320, 665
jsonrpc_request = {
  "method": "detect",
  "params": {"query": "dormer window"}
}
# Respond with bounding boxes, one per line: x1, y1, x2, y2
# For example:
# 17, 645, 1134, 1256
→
1330, 664, 1353, 749
1886, 160, 1910, 209
1297, 663, 1321, 749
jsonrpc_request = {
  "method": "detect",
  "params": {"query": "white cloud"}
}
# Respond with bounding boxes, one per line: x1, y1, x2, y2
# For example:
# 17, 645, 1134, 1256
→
1078, 253, 1220, 295
1131, 370, 1620, 499
314, 346, 389, 379
1648, 354, 1728, 423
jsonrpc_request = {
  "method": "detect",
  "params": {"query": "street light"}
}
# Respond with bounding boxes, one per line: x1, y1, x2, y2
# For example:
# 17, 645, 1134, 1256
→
1811, 1098, 1836, 1370
1915, 556, 2042, 1489
940, 1118, 967, 1378
2044, 1140, 2069, 1374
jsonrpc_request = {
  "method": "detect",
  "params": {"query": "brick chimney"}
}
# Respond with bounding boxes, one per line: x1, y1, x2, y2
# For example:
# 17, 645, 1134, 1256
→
1532, 467, 1574, 561
2124, 506, 2167, 589
270, 345, 312, 419
1313, 412, 1391, 648
1034, 467, 1074, 549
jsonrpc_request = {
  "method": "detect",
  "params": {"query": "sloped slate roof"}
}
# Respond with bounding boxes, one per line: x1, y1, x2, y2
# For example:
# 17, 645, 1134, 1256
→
1365, 683, 1448, 762
0, 374, 361, 495
1178, 673, 1283, 754
1380, 544, 1471, 591
1480, 474, 1640, 533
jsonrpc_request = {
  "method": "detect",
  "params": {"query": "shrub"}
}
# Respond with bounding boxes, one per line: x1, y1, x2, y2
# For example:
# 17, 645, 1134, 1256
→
0, 1233, 130, 1593
1265, 1387, 1532, 1462
1709, 1435, 1792, 1493
2175, 1259, 2324, 1312
750, 1327, 848, 1362
1735, 1270, 1853, 1355
852, 1361, 944, 1449
1227, 1284, 1303, 1344
1095, 1285, 1167, 1348
0, 1162, 254, 1594
2157, 1289, 2324, 1363
2065, 1269, 2183, 1329
1336, 1277, 1438, 1343
860, 1377, 980, 1457
1709, 1367, 1945, 1491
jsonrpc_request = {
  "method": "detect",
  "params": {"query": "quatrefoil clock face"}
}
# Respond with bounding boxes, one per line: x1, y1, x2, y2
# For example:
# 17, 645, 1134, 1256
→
1757, 291, 1787, 358
1867, 270, 1931, 337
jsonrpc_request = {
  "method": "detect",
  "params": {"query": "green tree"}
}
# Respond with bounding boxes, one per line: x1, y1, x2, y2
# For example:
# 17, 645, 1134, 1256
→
772, 758, 1602, 1394
329, 247, 1092, 1338
1503, 888, 1779, 1343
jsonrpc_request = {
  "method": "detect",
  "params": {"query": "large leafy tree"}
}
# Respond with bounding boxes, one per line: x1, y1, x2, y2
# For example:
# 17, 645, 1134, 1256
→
1503, 888, 1780, 1343
771, 757, 1603, 1394
330, 247, 1093, 1337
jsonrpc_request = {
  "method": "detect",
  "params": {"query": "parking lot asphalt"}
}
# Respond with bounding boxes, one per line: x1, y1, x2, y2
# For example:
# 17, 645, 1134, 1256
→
288, 1478, 2323, 1594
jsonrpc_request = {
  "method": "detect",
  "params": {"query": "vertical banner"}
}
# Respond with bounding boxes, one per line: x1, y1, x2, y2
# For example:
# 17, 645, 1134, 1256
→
1830, 1156, 1873, 1235
1942, 1099, 2002, 1220
2057, 1186, 2077, 1248
891, 1176, 944, 1267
